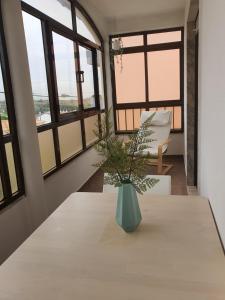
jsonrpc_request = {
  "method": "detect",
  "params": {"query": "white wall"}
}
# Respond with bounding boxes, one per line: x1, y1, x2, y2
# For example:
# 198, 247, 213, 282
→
79, 0, 108, 39
108, 10, 184, 34
198, 0, 225, 246
0, 0, 103, 264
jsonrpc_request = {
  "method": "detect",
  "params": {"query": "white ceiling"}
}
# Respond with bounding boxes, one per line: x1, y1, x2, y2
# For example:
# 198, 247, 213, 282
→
85, 0, 186, 20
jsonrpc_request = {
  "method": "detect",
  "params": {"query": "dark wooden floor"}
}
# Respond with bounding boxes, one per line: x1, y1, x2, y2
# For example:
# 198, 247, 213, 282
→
79, 155, 187, 195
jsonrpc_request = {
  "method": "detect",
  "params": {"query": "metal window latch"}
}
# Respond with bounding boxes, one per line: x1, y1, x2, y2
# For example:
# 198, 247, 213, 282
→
78, 71, 84, 83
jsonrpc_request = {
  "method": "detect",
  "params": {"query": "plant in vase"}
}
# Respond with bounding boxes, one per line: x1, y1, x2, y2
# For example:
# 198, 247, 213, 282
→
93, 110, 159, 232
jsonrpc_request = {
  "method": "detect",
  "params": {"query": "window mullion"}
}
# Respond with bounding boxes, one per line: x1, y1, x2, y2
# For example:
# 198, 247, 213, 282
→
144, 34, 149, 108
92, 49, 100, 110
70, 0, 77, 34
42, 23, 60, 122
101, 48, 108, 111
74, 42, 86, 149
41, 22, 61, 166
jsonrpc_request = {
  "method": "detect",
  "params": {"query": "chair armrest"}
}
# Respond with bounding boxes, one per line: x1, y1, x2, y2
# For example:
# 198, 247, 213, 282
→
159, 138, 172, 148
158, 139, 172, 155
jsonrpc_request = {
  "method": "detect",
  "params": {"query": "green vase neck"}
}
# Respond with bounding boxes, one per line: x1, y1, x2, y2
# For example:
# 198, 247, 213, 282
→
121, 179, 132, 184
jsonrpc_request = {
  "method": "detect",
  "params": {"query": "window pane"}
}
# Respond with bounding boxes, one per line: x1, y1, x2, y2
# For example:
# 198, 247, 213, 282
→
0, 62, 9, 135
173, 106, 182, 129
117, 109, 134, 131
23, 12, 51, 126
148, 49, 180, 101
5, 143, 18, 194
79, 46, 95, 109
125, 109, 134, 130
53, 32, 78, 114
84, 115, 99, 146
112, 35, 143, 48
116, 109, 145, 131
149, 106, 182, 130
115, 107, 183, 131
147, 31, 181, 45
23, 0, 72, 29
115, 53, 145, 103
38, 130, 56, 174
117, 110, 126, 130
76, 8, 101, 45
97, 51, 105, 110
58, 121, 83, 161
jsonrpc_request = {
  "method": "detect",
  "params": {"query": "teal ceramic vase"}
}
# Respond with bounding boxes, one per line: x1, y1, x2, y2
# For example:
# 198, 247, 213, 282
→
116, 183, 142, 232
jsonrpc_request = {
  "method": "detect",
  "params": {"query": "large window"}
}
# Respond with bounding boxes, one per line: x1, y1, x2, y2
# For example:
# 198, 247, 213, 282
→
110, 28, 184, 133
22, 1, 107, 176
0, 4, 24, 209
52, 32, 79, 114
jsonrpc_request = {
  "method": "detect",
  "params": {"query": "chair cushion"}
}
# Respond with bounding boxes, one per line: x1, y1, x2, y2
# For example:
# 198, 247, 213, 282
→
138, 111, 172, 152
141, 110, 171, 126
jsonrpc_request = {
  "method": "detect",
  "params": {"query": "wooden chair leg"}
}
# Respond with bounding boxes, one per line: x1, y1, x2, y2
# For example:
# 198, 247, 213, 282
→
162, 164, 173, 175
157, 146, 163, 174
146, 149, 173, 175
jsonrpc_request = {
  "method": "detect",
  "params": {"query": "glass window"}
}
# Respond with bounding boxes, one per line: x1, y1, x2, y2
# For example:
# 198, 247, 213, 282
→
76, 8, 101, 45
116, 107, 181, 131
58, 121, 83, 161
84, 115, 99, 146
149, 107, 182, 130
125, 109, 134, 131
117, 109, 145, 131
147, 31, 181, 45
112, 28, 183, 133
112, 35, 143, 48
23, 0, 73, 29
97, 50, 105, 110
79, 45, 95, 109
38, 130, 56, 174
148, 49, 180, 101
53, 32, 79, 114
117, 110, 126, 131
23, 12, 51, 126
173, 106, 182, 129
117, 109, 135, 131
114, 53, 145, 103
0, 63, 9, 134
5, 143, 18, 194
21, 2, 106, 178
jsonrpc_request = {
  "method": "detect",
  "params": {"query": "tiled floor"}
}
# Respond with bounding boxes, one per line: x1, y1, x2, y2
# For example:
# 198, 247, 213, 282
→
79, 155, 187, 195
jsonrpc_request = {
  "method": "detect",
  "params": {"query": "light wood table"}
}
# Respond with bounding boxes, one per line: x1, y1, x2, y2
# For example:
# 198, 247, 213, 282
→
0, 193, 225, 300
